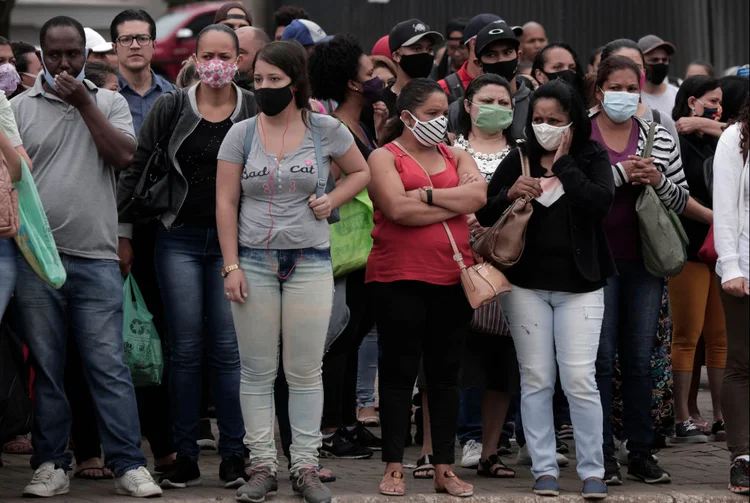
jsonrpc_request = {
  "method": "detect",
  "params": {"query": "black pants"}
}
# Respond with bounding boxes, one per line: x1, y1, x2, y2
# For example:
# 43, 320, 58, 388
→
67, 224, 175, 462
372, 280, 472, 465
322, 269, 375, 429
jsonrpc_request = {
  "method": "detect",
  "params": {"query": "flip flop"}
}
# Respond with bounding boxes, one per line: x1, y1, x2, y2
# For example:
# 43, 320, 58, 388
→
75, 465, 114, 480
413, 454, 435, 479
477, 454, 515, 478
3, 435, 33, 454
379, 470, 405, 496
359, 416, 380, 427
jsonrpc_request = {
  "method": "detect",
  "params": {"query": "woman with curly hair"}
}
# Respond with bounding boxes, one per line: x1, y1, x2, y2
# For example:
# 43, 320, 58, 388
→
713, 95, 750, 495
308, 33, 387, 459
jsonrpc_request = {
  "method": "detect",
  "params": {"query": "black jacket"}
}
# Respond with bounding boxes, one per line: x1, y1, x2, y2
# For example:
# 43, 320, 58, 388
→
679, 133, 716, 261
476, 141, 617, 283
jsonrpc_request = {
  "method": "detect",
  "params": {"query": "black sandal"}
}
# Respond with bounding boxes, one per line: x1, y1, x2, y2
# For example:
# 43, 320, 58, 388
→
413, 454, 435, 479
477, 454, 515, 478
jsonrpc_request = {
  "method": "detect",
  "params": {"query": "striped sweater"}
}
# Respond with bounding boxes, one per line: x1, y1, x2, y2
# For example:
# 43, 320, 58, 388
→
610, 115, 689, 213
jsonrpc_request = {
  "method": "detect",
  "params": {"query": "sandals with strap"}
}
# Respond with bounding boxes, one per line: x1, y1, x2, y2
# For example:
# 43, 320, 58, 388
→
477, 454, 515, 478
435, 470, 473, 497
413, 454, 435, 479
379, 470, 405, 496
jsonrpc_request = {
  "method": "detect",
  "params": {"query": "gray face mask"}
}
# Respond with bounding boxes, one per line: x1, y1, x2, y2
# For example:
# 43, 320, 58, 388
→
39, 48, 89, 91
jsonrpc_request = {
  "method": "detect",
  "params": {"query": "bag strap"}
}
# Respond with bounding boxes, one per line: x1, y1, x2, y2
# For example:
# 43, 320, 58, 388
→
445, 73, 464, 100
519, 147, 530, 177
310, 113, 327, 199
644, 121, 657, 159
242, 116, 258, 164
391, 140, 467, 270
651, 108, 662, 125
156, 89, 183, 149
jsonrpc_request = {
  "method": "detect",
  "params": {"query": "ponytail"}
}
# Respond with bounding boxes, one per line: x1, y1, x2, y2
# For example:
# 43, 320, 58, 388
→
378, 78, 445, 147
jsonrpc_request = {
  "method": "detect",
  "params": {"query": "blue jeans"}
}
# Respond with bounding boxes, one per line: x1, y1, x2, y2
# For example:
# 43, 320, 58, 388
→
457, 387, 483, 446
0, 239, 16, 316
502, 285, 605, 481
154, 226, 244, 461
231, 246, 333, 473
13, 253, 146, 476
356, 325, 378, 409
596, 259, 663, 459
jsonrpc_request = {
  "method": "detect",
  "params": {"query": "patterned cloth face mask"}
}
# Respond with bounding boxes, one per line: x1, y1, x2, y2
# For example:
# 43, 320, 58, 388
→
196, 58, 238, 89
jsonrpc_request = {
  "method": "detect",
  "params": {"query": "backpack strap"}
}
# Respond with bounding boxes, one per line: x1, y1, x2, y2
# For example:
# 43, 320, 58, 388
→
444, 73, 464, 100
310, 113, 327, 200
242, 116, 258, 166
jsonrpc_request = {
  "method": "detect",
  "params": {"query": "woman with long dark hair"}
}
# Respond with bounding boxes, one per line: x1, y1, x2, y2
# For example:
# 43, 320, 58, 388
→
216, 40, 369, 503
713, 96, 750, 496
477, 79, 614, 499
532, 43, 586, 102
368, 78, 485, 497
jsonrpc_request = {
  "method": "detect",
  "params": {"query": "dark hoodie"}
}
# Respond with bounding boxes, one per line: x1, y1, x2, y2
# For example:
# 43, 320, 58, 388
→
448, 78, 532, 140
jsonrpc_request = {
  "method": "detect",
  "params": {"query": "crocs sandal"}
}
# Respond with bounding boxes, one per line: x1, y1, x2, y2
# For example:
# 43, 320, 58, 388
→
477, 454, 515, 478
4, 435, 33, 454
413, 454, 435, 479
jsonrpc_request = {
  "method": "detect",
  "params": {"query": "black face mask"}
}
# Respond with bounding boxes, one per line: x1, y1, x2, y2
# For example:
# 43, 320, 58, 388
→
398, 53, 434, 79
543, 69, 578, 88
646, 63, 670, 85
255, 85, 294, 116
482, 59, 518, 82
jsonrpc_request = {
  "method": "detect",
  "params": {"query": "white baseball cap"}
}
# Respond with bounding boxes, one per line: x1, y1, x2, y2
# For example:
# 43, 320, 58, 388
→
84, 27, 113, 53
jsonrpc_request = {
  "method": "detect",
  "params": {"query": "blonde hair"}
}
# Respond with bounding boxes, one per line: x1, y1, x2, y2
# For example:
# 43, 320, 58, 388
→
176, 60, 199, 89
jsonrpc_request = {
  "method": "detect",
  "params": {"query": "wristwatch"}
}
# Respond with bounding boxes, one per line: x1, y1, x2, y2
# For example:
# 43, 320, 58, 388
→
425, 187, 433, 205
221, 264, 240, 278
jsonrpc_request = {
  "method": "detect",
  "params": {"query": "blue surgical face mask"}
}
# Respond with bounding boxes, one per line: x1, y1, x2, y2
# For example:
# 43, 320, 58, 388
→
39, 48, 89, 91
600, 89, 640, 123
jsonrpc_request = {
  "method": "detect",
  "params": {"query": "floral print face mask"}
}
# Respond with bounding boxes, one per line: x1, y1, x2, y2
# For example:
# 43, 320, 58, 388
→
195, 58, 238, 89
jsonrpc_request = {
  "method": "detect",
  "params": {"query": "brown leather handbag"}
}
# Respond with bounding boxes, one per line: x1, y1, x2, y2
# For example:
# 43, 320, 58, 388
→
0, 153, 19, 239
472, 148, 533, 270
392, 141, 510, 309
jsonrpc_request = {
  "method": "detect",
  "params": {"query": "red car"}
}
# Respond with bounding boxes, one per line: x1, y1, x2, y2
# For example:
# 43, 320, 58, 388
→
152, 2, 226, 82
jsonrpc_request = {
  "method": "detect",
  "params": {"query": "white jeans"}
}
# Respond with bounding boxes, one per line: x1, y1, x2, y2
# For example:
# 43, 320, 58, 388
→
232, 247, 333, 473
501, 285, 605, 481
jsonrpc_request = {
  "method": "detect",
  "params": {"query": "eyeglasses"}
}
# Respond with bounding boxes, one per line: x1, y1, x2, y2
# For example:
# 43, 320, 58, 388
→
116, 35, 153, 47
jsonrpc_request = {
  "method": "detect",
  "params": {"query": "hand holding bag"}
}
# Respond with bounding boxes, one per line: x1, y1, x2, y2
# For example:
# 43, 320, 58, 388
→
392, 141, 511, 309
472, 148, 534, 269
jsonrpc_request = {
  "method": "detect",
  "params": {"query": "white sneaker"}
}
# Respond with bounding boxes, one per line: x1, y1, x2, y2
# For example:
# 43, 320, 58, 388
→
23, 462, 70, 497
517, 444, 570, 467
115, 466, 163, 498
460, 440, 482, 468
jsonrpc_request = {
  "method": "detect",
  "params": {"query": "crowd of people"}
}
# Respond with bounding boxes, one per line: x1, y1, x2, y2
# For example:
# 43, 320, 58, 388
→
0, 3, 748, 502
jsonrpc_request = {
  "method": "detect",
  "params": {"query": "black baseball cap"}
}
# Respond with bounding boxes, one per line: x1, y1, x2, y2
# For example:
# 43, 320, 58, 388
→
462, 13, 503, 45
388, 19, 444, 53
475, 20, 523, 58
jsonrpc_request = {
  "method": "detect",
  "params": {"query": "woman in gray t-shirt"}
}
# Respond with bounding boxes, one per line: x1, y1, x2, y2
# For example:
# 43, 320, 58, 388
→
216, 41, 369, 502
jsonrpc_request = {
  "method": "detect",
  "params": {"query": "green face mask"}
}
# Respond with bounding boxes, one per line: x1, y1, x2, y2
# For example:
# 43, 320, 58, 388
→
471, 103, 514, 133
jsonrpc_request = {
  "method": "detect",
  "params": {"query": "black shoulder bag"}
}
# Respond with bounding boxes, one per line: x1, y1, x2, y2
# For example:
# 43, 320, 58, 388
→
120, 89, 184, 224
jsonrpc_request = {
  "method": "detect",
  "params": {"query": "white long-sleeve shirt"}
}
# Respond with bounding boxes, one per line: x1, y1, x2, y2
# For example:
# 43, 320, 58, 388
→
713, 123, 749, 283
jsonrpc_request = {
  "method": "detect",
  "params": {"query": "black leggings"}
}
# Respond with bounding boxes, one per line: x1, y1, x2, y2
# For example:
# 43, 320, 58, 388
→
372, 280, 472, 465
322, 269, 375, 429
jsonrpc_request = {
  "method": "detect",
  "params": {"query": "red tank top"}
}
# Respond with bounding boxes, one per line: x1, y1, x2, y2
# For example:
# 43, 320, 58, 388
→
365, 142, 473, 286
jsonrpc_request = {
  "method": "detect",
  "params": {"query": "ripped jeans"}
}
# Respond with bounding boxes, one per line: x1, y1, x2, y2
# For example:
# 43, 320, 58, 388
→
501, 285, 605, 481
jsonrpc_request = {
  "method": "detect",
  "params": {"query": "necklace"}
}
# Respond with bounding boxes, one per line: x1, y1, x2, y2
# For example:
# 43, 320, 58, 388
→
455, 135, 512, 181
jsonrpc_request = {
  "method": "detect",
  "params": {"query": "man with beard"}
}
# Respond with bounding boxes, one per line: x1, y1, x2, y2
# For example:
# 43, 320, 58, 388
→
638, 34, 680, 117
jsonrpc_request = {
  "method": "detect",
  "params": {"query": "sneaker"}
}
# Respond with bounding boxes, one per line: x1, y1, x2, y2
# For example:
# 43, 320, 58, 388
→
497, 434, 512, 456
603, 457, 622, 486
517, 444, 569, 467
220, 456, 249, 489
532, 476, 560, 496
582, 477, 608, 500
319, 430, 373, 459
115, 466, 163, 498
342, 423, 382, 451
159, 456, 201, 489
729, 458, 750, 495
460, 440, 482, 468
556, 438, 569, 454
712, 420, 727, 442
672, 419, 708, 444
293, 467, 332, 503
22, 462, 70, 497
236, 466, 278, 503
198, 419, 217, 451
627, 454, 671, 484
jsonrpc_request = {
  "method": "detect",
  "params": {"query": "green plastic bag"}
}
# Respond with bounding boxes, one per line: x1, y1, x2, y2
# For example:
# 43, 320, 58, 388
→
330, 188, 374, 278
122, 275, 163, 387
12, 159, 66, 289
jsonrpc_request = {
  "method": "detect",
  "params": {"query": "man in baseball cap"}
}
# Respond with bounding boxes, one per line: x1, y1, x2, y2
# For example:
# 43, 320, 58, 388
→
437, 14, 502, 102
84, 27, 117, 68
382, 18, 443, 117
281, 19, 333, 55
638, 34, 679, 117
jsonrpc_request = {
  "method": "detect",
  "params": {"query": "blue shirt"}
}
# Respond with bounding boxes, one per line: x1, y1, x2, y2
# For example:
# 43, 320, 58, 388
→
118, 70, 175, 136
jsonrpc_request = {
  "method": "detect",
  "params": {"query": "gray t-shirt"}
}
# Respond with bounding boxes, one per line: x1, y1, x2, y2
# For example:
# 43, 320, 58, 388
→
218, 113, 354, 250
11, 76, 135, 260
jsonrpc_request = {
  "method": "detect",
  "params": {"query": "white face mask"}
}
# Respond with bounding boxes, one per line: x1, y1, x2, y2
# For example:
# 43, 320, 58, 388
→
403, 111, 448, 147
532, 122, 572, 151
